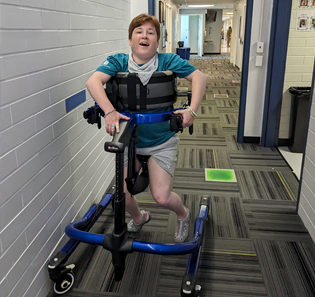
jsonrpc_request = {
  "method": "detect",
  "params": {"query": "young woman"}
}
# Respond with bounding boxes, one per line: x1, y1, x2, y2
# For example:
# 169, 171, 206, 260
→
86, 14, 207, 243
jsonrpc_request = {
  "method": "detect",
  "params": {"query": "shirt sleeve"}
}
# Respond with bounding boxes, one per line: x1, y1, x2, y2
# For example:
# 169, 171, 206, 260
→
95, 53, 129, 76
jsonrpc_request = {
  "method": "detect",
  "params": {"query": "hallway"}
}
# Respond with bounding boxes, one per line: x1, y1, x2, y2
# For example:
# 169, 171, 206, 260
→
47, 56, 315, 297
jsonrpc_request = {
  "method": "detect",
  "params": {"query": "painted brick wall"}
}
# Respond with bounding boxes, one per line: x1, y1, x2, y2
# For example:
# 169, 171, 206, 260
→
279, 3, 315, 139
298, 72, 315, 242
0, 1, 130, 296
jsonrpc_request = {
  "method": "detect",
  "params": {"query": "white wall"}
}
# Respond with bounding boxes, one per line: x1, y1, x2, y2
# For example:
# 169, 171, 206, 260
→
299, 71, 315, 242
0, 1, 130, 297
131, 0, 148, 20
279, 3, 315, 139
243, 0, 273, 136
234, 0, 247, 69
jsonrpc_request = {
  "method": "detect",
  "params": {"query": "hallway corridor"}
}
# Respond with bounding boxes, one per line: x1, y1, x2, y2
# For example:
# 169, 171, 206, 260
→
47, 56, 315, 297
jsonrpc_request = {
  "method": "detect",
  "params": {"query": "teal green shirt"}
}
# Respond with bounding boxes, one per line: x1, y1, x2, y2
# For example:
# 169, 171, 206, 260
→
96, 53, 196, 148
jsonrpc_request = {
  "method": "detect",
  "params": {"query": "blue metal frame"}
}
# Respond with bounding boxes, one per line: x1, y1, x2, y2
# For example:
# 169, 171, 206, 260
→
64, 112, 208, 256
124, 110, 180, 124
49, 110, 209, 296
84, 106, 185, 125
64, 193, 115, 248
237, 0, 254, 143
65, 199, 208, 256
260, 0, 292, 147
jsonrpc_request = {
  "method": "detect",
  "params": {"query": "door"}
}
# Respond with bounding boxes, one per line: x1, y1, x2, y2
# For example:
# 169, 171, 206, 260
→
189, 15, 199, 54
165, 4, 172, 53
198, 15, 203, 56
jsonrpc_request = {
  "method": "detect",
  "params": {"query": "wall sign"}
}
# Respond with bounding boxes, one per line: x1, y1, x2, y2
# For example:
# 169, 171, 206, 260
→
296, 11, 315, 30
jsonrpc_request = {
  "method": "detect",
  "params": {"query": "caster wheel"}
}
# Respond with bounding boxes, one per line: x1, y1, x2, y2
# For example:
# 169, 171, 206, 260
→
53, 272, 75, 295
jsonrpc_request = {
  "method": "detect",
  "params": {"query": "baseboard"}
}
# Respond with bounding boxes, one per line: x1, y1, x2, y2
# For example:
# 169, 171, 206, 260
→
278, 138, 292, 147
203, 52, 221, 55
243, 136, 260, 143
242, 137, 292, 146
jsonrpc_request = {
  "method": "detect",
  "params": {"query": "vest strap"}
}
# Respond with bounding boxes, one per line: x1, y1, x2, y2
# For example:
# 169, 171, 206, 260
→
139, 83, 147, 110
127, 73, 137, 110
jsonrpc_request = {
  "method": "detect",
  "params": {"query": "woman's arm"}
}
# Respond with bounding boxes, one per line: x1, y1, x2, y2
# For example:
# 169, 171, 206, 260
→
86, 71, 130, 135
86, 71, 114, 114
174, 69, 207, 127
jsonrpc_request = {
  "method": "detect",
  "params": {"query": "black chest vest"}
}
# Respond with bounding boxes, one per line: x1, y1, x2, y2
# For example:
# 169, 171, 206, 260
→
105, 71, 177, 111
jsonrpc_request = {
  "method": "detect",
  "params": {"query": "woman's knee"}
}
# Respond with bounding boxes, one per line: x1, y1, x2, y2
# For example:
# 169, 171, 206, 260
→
151, 188, 171, 207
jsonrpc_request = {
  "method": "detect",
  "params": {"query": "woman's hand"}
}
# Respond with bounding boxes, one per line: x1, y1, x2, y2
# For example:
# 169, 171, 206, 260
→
173, 108, 195, 128
105, 111, 130, 136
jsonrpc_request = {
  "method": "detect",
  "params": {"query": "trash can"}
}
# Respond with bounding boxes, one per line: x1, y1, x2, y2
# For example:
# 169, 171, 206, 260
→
176, 47, 190, 60
288, 86, 311, 153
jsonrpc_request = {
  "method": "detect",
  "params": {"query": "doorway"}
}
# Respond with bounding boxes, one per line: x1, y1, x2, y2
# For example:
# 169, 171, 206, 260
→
165, 3, 172, 53
179, 14, 203, 57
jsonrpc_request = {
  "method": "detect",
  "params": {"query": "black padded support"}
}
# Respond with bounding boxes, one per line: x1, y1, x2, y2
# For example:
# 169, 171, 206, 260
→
127, 73, 137, 110
139, 83, 147, 110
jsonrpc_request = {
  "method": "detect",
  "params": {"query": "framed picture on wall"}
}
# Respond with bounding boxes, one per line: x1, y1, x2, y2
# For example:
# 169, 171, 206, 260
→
159, 1, 165, 23
297, 0, 315, 8
298, 17, 308, 29
298, 0, 308, 7
296, 14, 309, 30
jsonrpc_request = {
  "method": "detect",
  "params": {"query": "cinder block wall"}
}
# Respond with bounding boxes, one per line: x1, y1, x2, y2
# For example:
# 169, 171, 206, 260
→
0, 1, 130, 296
279, 3, 315, 140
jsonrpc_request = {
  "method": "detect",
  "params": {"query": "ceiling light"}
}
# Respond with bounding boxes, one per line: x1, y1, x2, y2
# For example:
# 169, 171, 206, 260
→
188, 5, 214, 7
226, 12, 233, 14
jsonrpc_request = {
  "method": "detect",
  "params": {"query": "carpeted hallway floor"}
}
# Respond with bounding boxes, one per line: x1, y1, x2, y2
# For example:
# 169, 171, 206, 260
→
47, 55, 315, 297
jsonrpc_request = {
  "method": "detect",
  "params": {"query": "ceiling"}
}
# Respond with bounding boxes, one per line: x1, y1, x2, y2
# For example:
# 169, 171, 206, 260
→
171, 0, 236, 9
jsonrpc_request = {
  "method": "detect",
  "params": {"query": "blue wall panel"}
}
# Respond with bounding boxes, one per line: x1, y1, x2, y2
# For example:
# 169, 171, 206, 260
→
65, 90, 86, 113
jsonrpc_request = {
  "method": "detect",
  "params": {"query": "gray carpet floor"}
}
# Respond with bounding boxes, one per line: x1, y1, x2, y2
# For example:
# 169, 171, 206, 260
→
47, 56, 315, 297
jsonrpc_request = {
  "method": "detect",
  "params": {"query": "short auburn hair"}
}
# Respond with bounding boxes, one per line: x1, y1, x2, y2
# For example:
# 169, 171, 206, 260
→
128, 13, 160, 41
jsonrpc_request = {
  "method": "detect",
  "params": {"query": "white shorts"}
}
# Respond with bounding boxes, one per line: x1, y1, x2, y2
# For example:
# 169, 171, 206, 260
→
124, 134, 179, 176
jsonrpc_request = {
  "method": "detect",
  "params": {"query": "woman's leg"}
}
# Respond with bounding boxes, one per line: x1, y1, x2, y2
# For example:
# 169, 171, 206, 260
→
124, 160, 150, 224
124, 159, 141, 223
148, 157, 190, 242
148, 157, 187, 220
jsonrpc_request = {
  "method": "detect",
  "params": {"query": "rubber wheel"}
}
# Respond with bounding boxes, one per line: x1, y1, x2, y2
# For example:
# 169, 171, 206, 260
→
53, 272, 75, 295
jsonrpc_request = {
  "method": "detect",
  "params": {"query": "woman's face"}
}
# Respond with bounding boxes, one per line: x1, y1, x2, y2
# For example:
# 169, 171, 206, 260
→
129, 22, 159, 64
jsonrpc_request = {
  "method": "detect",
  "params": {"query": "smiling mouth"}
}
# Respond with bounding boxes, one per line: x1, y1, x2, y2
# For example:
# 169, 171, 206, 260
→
140, 42, 149, 46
